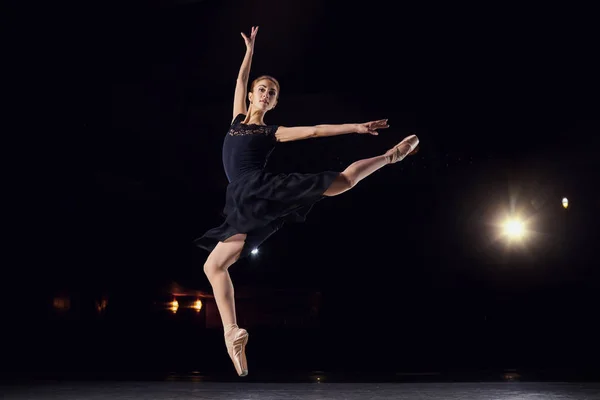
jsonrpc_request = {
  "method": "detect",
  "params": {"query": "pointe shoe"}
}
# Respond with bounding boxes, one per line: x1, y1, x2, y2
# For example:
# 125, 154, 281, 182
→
225, 327, 249, 376
384, 134, 419, 164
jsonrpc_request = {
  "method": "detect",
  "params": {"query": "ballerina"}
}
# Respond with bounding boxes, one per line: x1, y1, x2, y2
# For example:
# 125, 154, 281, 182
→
194, 26, 419, 376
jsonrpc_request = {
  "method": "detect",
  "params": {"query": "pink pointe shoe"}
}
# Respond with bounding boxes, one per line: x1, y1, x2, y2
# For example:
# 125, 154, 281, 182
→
225, 326, 249, 376
385, 134, 420, 164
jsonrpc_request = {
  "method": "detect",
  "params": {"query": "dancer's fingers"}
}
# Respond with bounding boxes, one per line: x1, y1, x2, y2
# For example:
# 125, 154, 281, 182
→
375, 119, 389, 128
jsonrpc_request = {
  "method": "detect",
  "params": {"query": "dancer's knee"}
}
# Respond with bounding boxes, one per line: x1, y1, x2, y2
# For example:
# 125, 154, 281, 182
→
204, 254, 239, 277
204, 238, 245, 277
203, 260, 223, 278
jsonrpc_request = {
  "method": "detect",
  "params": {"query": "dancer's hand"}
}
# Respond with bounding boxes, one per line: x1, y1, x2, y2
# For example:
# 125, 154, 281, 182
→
356, 119, 389, 135
241, 26, 259, 50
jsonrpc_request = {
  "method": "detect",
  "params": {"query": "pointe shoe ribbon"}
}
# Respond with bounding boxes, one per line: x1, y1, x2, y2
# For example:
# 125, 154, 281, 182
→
225, 327, 249, 376
385, 134, 419, 164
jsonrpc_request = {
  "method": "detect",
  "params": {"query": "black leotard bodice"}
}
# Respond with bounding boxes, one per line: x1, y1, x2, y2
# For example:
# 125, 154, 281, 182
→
222, 114, 279, 182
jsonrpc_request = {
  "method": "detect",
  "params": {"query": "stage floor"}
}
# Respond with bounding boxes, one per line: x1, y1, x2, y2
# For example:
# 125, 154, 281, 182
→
3, 382, 600, 399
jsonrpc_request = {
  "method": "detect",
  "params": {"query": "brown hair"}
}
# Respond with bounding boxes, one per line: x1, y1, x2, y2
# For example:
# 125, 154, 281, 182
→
250, 75, 280, 100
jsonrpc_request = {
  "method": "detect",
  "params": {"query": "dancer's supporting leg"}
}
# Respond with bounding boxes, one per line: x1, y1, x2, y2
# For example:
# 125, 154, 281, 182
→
204, 233, 249, 376
324, 134, 419, 197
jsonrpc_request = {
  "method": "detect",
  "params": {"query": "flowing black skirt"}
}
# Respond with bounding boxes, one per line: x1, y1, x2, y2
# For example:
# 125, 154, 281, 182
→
194, 170, 340, 258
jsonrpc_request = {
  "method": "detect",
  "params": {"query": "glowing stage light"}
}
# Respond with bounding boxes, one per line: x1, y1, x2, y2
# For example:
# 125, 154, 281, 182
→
251, 248, 259, 255
193, 299, 203, 312
170, 299, 179, 313
503, 219, 525, 239
562, 197, 569, 209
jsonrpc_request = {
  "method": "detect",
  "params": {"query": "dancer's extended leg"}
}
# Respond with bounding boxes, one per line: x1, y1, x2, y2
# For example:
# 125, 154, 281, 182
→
324, 134, 419, 196
204, 233, 249, 376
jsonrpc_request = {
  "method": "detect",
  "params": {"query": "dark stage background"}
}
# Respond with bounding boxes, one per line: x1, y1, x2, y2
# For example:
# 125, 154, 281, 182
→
4, 0, 599, 382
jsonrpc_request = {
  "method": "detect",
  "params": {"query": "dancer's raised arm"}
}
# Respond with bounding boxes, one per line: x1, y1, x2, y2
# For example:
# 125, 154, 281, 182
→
233, 26, 258, 122
275, 119, 389, 143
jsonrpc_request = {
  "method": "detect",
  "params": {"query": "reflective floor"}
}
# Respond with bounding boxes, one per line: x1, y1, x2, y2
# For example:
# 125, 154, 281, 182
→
2, 382, 600, 399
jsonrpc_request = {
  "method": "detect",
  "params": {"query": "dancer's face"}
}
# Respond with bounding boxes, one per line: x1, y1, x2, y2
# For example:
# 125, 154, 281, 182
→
249, 79, 278, 112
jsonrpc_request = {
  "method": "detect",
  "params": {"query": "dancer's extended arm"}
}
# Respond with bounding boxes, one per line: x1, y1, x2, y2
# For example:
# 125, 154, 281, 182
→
232, 26, 258, 122
275, 119, 389, 143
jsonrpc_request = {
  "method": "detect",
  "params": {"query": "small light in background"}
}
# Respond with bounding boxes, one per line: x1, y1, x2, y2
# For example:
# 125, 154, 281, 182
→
251, 248, 259, 255
562, 197, 569, 209
193, 299, 203, 312
53, 296, 71, 311
503, 369, 521, 381
95, 298, 108, 313
311, 370, 325, 383
170, 299, 179, 313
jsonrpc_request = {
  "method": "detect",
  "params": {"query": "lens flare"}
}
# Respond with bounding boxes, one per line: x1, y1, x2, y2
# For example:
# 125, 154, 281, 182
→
503, 219, 524, 239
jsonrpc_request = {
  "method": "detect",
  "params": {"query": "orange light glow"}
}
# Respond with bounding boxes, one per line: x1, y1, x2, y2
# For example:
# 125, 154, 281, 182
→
53, 296, 71, 311
95, 298, 108, 313
193, 299, 203, 312
170, 299, 179, 313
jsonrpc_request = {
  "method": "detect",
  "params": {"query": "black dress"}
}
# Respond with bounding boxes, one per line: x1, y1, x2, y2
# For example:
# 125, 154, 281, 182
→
194, 114, 340, 258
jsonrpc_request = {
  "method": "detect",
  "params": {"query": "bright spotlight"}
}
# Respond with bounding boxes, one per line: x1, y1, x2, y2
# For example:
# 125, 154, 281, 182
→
251, 248, 259, 255
503, 219, 525, 239
562, 197, 569, 209
193, 299, 202, 312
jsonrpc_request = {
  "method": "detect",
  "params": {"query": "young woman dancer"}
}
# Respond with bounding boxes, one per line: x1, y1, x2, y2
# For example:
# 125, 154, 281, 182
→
194, 26, 419, 376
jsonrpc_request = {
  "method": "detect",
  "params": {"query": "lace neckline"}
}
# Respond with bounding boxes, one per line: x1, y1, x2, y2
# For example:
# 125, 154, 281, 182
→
229, 120, 273, 137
